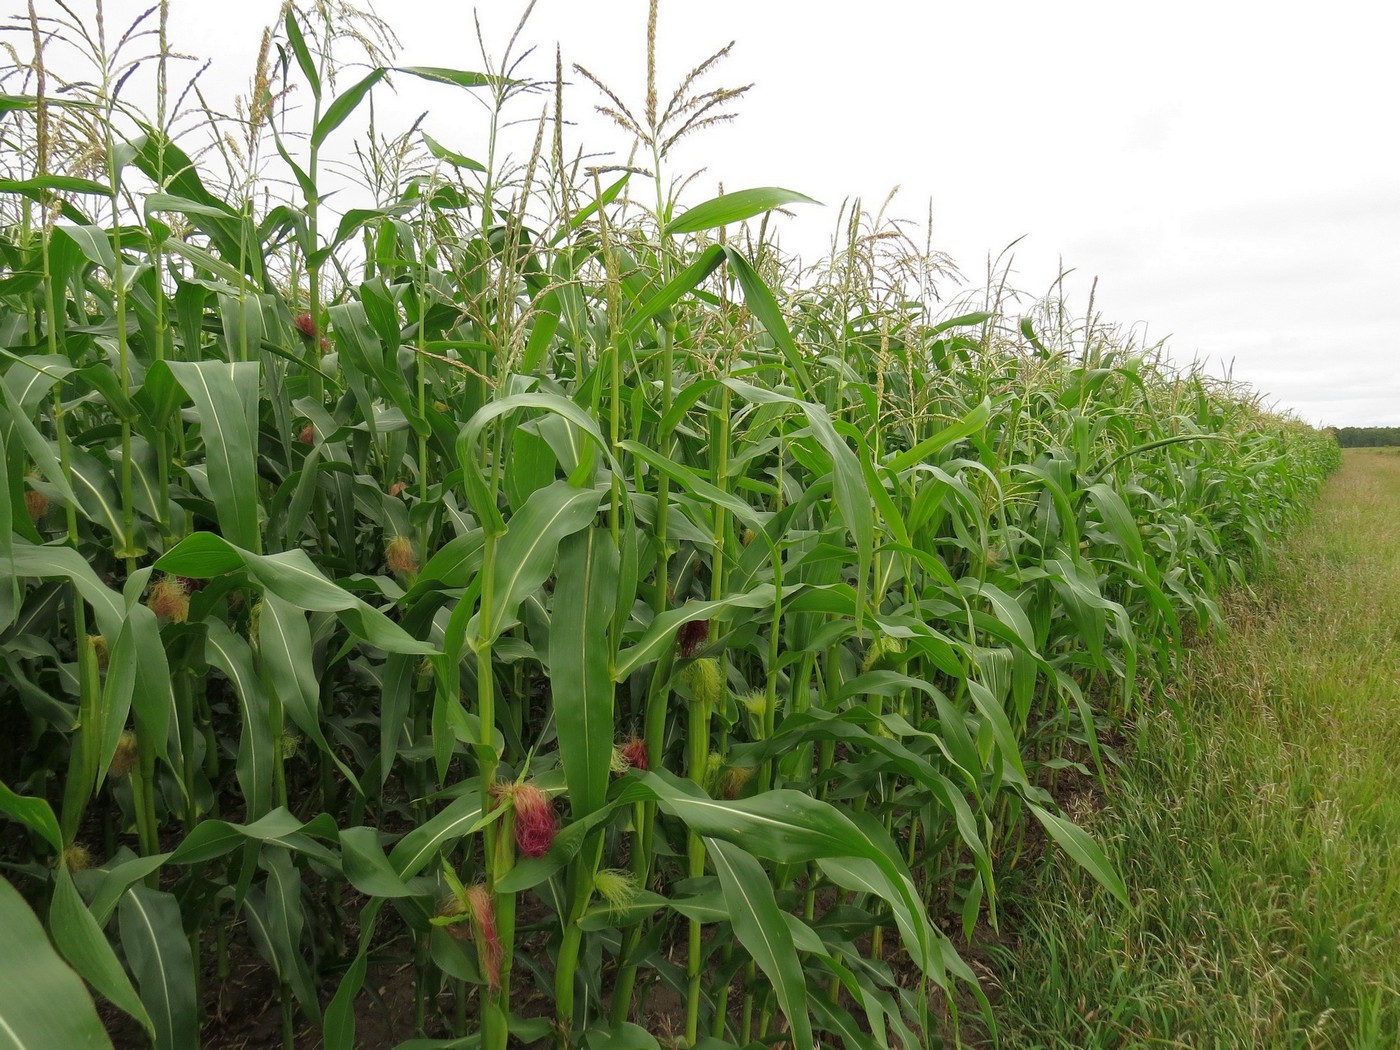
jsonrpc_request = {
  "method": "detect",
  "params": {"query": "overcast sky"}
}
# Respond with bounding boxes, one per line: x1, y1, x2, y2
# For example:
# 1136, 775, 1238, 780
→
69, 0, 1400, 425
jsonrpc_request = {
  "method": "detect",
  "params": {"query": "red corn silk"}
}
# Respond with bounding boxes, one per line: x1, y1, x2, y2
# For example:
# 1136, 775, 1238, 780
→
465, 884, 502, 989
620, 737, 649, 772
511, 784, 560, 859
676, 618, 709, 658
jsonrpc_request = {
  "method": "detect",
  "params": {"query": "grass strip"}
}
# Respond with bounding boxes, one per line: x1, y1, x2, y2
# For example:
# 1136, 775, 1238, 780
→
986, 448, 1400, 1048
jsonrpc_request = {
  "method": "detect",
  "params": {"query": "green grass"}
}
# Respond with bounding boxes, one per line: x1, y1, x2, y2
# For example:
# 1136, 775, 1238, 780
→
985, 448, 1400, 1048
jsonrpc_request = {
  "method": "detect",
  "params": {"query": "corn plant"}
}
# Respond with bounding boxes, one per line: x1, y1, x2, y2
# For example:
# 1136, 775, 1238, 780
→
0, 2, 1338, 1049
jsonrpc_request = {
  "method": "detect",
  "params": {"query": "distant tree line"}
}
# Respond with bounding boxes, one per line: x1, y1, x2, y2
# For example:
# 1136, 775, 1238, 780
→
1329, 427, 1400, 447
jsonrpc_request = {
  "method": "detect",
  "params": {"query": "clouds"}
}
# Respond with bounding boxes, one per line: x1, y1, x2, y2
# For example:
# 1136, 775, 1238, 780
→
70, 0, 1400, 423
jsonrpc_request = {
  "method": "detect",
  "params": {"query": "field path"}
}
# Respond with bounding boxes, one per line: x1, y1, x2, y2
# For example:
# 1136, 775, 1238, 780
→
987, 448, 1400, 1048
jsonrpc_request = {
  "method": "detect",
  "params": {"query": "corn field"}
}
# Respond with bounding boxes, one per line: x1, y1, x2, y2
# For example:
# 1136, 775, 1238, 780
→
0, 3, 1339, 1048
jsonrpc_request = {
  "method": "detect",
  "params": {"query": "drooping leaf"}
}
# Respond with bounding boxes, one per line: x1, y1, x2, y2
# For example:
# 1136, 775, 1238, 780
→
707, 838, 812, 1049
50, 865, 154, 1038
1028, 801, 1130, 907
0, 875, 111, 1049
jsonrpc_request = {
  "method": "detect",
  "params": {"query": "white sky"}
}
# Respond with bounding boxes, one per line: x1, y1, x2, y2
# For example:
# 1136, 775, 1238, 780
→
51, 0, 1400, 425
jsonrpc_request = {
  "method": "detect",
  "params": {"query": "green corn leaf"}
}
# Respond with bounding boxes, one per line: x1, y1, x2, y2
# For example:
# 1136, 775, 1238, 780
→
583, 1023, 663, 1049
339, 826, 415, 897
55, 224, 115, 269
930, 310, 994, 335
118, 885, 198, 1050
204, 620, 274, 820
620, 244, 724, 336
218, 291, 266, 364
0, 376, 78, 507
167, 360, 261, 552
67, 446, 127, 544
165, 808, 337, 868
550, 528, 620, 819
885, 397, 992, 473
809, 991, 881, 1050
0, 780, 62, 852
664, 186, 818, 235
283, 8, 320, 100
88, 855, 170, 927
323, 898, 384, 1050
388, 791, 483, 879
7, 542, 123, 640
395, 65, 498, 89
633, 769, 942, 983
328, 300, 426, 435
547, 173, 629, 248
614, 583, 783, 682
722, 378, 871, 608
459, 391, 618, 479
966, 678, 1029, 784
1, 352, 70, 415
1028, 801, 1130, 907
312, 67, 387, 148
0, 875, 111, 1049
249, 849, 320, 1020
258, 593, 359, 789
619, 440, 776, 560
707, 838, 812, 1050
721, 246, 812, 389
92, 614, 138, 797
0, 419, 12, 622
5, 551, 172, 794
0, 174, 109, 197
156, 534, 432, 654
421, 133, 486, 171
732, 706, 987, 867
1085, 482, 1146, 563
50, 865, 154, 1038
474, 481, 607, 646
105, 599, 172, 790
